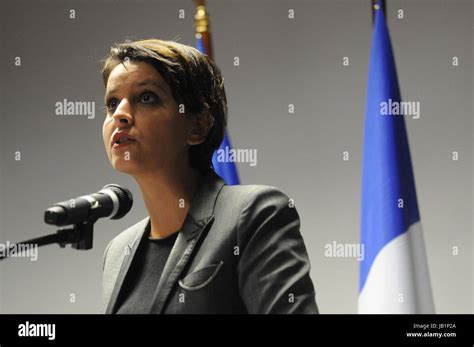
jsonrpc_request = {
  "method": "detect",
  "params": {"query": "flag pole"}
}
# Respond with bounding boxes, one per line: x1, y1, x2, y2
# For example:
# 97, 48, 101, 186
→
193, 0, 214, 60
371, 0, 387, 24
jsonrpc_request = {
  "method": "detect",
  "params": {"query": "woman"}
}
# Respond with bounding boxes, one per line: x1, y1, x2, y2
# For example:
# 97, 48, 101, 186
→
101, 39, 318, 314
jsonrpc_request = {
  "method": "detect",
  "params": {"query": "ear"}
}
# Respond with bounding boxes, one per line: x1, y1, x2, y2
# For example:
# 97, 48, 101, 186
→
186, 111, 215, 146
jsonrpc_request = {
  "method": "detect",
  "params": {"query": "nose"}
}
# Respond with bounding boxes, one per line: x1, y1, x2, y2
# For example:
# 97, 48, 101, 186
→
112, 99, 134, 128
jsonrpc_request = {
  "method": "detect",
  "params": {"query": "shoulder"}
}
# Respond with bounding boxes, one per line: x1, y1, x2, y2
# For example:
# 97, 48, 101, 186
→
214, 184, 298, 241
217, 184, 292, 208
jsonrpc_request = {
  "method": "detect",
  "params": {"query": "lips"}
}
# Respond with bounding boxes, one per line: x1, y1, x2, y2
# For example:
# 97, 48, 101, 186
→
111, 131, 136, 148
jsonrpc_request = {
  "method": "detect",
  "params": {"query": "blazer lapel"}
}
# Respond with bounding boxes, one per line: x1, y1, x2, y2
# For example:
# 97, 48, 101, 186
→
148, 214, 215, 314
105, 217, 149, 314
149, 170, 226, 313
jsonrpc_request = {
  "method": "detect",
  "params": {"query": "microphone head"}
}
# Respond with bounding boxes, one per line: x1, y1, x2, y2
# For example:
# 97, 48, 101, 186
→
44, 205, 67, 225
101, 184, 133, 219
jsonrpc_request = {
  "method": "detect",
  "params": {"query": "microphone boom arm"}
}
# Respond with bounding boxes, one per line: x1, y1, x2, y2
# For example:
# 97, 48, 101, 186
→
0, 215, 99, 261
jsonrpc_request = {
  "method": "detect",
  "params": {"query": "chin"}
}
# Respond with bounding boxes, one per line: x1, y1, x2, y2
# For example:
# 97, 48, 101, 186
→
111, 158, 140, 174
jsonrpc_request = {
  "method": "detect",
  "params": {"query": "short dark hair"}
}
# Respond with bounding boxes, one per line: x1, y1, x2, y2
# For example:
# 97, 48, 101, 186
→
101, 39, 227, 172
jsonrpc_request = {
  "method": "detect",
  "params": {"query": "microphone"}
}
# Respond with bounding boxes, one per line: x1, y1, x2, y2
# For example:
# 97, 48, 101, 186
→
44, 184, 133, 226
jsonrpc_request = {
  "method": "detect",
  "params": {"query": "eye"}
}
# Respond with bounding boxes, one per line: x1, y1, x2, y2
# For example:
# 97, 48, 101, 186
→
139, 91, 159, 104
105, 98, 118, 112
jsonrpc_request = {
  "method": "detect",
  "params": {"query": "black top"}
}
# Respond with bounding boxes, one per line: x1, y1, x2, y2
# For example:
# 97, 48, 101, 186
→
115, 225, 179, 314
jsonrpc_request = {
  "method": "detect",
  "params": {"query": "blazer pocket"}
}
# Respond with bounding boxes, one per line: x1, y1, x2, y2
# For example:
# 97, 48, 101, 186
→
178, 261, 224, 291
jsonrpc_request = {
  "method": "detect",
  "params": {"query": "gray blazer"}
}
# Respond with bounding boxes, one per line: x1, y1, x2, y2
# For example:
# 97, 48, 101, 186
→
102, 170, 318, 314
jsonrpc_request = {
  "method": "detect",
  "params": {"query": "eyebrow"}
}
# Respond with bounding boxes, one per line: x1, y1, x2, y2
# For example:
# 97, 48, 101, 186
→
104, 79, 168, 102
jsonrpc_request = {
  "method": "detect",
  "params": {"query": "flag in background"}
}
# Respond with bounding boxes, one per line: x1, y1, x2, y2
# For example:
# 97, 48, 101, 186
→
194, 0, 240, 185
359, 1, 435, 313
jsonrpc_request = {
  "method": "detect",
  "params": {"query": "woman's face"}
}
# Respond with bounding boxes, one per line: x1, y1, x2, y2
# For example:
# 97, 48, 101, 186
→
102, 60, 191, 175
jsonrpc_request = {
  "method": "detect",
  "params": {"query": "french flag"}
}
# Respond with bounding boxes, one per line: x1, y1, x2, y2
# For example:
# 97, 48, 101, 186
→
359, 2, 435, 313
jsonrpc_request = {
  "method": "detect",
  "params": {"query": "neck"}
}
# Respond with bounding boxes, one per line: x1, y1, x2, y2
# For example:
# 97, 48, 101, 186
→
133, 165, 202, 239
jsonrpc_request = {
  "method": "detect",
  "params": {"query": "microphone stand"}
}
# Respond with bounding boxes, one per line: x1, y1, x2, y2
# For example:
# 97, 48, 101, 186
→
0, 215, 99, 261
